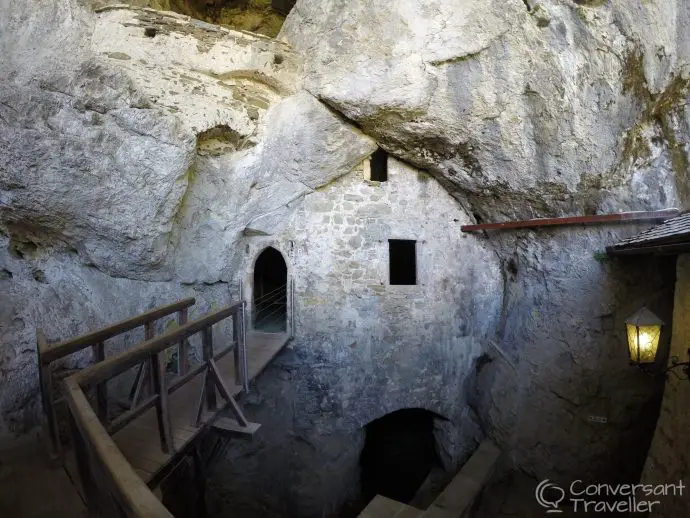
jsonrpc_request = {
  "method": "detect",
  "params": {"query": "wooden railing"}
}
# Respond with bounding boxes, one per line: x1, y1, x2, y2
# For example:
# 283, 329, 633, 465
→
61, 302, 248, 518
37, 298, 196, 461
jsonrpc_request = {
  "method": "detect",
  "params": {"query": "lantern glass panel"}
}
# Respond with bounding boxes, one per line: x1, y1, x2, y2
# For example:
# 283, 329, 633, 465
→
626, 324, 661, 364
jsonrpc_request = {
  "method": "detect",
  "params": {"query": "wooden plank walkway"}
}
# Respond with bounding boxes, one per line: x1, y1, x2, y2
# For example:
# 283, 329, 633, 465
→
110, 331, 289, 487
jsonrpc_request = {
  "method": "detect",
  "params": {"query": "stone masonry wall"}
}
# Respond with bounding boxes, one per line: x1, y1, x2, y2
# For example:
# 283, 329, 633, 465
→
206, 156, 502, 517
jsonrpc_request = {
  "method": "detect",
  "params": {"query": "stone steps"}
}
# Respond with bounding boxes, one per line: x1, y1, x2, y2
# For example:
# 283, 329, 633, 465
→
358, 495, 424, 518
359, 439, 501, 518
420, 440, 501, 518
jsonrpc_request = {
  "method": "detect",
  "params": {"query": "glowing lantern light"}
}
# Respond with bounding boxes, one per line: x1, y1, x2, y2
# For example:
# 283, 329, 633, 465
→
625, 307, 663, 365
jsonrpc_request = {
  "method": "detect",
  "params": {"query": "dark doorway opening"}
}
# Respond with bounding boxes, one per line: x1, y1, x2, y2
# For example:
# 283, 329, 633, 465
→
360, 409, 439, 505
370, 148, 388, 182
157, 1, 289, 39
389, 240, 417, 285
253, 247, 287, 332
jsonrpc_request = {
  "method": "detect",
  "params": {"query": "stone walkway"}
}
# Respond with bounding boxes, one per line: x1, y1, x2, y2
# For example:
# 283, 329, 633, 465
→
0, 433, 86, 518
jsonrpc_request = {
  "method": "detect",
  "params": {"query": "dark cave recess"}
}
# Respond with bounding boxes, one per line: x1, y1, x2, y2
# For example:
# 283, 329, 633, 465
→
360, 408, 440, 504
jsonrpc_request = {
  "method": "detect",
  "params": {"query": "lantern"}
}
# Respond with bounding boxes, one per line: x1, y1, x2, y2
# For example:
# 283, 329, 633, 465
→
625, 307, 663, 364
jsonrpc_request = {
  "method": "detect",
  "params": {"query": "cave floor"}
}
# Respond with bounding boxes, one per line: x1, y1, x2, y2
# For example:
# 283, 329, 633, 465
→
0, 433, 86, 518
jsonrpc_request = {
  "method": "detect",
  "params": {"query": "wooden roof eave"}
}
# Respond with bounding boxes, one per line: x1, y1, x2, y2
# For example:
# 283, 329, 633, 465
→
606, 241, 690, 256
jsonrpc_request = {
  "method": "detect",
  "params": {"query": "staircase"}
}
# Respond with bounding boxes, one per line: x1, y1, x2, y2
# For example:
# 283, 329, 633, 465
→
358, 440, 501, 518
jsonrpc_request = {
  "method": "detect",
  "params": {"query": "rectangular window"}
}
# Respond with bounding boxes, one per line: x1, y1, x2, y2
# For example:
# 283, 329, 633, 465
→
370, 148, 388, 182
389, 240, 416, 285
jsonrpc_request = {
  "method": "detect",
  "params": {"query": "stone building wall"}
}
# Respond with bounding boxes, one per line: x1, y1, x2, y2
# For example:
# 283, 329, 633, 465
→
205, 156, 502, 517
640, 253, 690, 516
240, 155, 502, 432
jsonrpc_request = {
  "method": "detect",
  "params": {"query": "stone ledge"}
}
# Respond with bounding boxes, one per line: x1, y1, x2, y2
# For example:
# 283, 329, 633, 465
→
420, 439, 501, 518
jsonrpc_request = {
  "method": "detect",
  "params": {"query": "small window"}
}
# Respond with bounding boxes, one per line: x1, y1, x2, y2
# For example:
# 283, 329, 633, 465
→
389, 240, 416, 285
370, 148, 388, 182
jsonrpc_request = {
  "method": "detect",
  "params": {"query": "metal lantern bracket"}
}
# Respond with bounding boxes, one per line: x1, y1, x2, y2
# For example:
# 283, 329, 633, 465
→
666, 348, 690, 380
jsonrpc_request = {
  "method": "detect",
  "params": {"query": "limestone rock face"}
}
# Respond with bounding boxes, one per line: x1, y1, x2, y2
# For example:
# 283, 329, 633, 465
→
1, 64, 194, 279
1, 1, 192, 279
277, 0, 688, 490
281, 0, 690, 218
0, 234, 234, 441
173, 91, 376, 283
1, 0, 689, 513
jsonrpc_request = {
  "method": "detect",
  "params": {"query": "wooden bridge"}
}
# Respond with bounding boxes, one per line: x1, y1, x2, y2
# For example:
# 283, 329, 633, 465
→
37, 297, 290, 518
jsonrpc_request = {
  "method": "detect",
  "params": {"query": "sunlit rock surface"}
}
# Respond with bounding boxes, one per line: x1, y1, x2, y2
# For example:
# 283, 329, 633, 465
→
281, 0, 690, 218
1, 0, 689, 516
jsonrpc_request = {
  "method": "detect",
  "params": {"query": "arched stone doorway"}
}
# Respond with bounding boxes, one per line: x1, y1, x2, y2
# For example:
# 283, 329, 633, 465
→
253, 247, 287, 332
359, 408, 441, 505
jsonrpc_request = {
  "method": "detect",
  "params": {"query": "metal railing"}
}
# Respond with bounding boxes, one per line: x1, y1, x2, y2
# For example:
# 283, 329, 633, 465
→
253, 283, 287, 329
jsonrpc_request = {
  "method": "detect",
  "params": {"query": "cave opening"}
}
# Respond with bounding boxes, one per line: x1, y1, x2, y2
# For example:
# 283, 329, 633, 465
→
360, 408, 440, 505
138, 0, 294, 38
253, 246, 287, 332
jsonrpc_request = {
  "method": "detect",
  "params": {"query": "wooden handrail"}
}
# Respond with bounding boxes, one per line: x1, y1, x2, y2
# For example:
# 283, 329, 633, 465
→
63, 377, 174, 518
75, 302, 242, 388
40, 298, 196, 364
37, 298, 197, 462
61, 301, 246, 517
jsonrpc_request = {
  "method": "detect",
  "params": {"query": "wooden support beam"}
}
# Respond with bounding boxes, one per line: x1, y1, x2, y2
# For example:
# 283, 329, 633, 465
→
145, 322, 155, 397
107, 344, 233, 435
151, 352, 174, 454
68, 412, 100, 517
194, 371, 208, 428
37, 329, 61, 463
178, 308, 189, 376
208, 359, 249, 428
202, 327, 217, 412
129, 361, 149, 411
92, 341, 107, 423
233, 313, 242, 386
460, 209, 680, 233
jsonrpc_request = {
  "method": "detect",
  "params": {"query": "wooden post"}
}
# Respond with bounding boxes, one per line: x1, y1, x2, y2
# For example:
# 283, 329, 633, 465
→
129, 362, 147, 410
202, 327, 216, 412
145, 322, 155, 396
69, 412, 100, 516
37, 330, 61, 463
193, 371, 207, 427
232, 310, 242, 386
178, 308, 189, 376
93, 341, 107, 423
151, 352, 173, 454
240, 302, 249, 393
